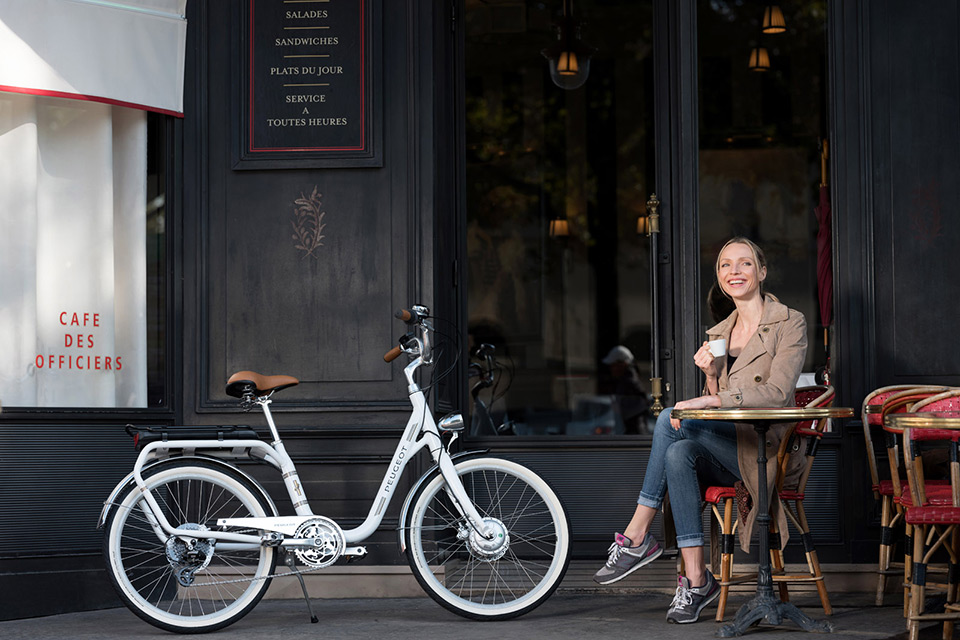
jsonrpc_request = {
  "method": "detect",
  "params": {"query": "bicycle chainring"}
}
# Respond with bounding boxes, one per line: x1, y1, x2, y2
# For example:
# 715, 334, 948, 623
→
293, 516, 345, 569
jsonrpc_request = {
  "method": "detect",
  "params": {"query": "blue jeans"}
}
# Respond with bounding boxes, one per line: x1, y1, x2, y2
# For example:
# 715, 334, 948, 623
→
637, 407, 741, 548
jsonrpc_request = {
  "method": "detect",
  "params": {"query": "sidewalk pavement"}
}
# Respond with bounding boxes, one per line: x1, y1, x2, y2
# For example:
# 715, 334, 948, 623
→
0, 593, 937, 640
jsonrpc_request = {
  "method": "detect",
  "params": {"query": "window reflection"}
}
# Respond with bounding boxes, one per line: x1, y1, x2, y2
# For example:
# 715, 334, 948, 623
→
465, 1, 655, 436
697, 0, 829, 376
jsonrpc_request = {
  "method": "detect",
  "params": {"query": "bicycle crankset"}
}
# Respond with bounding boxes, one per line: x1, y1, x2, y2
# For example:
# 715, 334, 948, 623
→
293, 516, 345, 569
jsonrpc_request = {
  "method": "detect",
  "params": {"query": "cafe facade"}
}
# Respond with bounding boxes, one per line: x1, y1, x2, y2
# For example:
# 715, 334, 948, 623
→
1, 0, 959, 619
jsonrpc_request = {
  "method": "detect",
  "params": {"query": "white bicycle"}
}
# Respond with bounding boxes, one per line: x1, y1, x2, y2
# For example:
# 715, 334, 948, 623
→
99, 305, 571, 633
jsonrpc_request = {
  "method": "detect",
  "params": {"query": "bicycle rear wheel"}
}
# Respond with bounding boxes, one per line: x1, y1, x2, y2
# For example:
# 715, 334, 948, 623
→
103, 460, 276, 633
405, 457, 571, 620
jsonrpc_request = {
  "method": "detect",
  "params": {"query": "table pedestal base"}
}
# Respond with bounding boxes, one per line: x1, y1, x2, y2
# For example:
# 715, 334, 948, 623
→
717, 593, 835, 637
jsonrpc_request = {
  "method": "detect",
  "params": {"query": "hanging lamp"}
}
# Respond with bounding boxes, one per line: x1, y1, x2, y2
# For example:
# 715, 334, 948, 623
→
762, 5, 787, 34
541, 0, 595, 90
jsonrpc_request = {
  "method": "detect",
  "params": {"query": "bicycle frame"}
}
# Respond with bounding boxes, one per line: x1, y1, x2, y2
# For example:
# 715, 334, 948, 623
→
101, 347, 487, 550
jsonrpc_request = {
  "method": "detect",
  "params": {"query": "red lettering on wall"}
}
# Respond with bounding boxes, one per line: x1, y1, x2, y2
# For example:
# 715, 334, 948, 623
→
59, 311, 100, 326
41, 310, 119, 373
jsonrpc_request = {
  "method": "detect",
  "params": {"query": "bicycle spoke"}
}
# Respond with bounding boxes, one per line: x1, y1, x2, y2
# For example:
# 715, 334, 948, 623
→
106, 463, 275, 632
407, 460, 569, 618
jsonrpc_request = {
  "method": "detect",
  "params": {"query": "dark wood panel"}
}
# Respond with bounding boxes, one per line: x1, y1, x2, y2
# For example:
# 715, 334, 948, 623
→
185, 0, 430, 416
871, 0, 960, 383
210, 173, 398, 388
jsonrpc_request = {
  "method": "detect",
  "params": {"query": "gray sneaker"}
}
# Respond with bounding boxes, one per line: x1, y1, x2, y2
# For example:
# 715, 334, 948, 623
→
592, 532, 663, 585
666, 570, 720, 624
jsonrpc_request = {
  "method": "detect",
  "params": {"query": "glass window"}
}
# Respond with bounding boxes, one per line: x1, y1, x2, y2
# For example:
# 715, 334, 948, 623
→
0, 95, 167, 408
697, 1, 829, 376
465, 1, 655, 436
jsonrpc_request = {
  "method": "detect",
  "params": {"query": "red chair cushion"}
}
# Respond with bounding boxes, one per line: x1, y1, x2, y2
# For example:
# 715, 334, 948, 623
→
874, 478, 949, 496
898, 484, 955, 507
875, 480, 896, 495
905, 506, 960, 525
910, 428, 960, 442
779, 490, 804, 501
704, 486, 736, 504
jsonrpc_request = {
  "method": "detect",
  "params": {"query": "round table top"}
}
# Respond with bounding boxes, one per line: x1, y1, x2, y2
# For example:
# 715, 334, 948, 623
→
672, 406, 854, 421
884, 412, 960, 429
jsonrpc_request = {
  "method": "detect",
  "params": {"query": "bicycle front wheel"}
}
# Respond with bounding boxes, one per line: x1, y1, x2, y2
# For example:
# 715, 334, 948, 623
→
103, 460, 276, 633
405, 457, 571, 620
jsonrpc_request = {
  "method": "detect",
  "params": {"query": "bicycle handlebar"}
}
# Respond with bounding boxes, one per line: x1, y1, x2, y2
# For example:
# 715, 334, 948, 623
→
386, 305, 432, 365
395, 308, 422, 324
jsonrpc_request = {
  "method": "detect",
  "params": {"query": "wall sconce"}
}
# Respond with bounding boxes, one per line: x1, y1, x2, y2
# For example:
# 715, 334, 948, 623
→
762, 5, 786, 34
748, 47, 770, 71
541, 0, 595, 90
636, 216, 648, 235
549, 218, 570, 238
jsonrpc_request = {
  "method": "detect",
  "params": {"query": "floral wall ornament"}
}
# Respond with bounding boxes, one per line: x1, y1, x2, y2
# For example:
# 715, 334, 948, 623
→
291, 186, 327, 259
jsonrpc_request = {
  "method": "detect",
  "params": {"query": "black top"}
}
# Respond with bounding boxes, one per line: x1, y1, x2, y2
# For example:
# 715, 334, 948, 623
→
727, 353, 738, 373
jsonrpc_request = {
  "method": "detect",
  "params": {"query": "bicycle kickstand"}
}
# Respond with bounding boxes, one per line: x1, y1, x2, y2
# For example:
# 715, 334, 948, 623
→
284, 553, 319, 624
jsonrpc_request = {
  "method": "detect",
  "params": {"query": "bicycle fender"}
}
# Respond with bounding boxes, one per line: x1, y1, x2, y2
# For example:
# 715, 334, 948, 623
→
397, 449, 488, 553
97, 455, 279, 528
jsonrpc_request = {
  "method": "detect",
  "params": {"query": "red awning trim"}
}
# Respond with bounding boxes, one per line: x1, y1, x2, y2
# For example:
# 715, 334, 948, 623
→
0, 84, 184, 118
0, 0, 187, 116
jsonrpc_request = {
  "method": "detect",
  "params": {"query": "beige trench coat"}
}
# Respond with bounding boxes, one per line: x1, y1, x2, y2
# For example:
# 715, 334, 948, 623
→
705, 294, 807, 552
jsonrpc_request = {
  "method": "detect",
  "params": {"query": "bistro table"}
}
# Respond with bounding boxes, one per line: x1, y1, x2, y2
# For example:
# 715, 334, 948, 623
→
672, 406, 854, 637
884, 411, 960, 431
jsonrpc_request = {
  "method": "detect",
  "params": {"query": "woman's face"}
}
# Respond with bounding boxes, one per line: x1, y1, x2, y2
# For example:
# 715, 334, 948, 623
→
717, 242, 766, 301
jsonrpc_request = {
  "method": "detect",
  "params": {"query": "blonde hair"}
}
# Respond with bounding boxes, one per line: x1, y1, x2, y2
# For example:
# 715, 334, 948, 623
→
715, 237, 767, 298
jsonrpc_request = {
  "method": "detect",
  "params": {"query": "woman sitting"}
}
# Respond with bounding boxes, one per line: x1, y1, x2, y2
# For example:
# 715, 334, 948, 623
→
592, 237, 807, 625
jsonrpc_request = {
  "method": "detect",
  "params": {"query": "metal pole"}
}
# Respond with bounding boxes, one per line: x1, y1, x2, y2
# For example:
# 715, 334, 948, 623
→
646, 193, 663, 416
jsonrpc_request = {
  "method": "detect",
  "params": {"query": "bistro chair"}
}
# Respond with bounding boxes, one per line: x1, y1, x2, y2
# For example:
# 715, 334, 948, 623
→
878, 387, 955, 614
862, 386, 952, 605
704, 385, 834, 622
898, 390, 960, 640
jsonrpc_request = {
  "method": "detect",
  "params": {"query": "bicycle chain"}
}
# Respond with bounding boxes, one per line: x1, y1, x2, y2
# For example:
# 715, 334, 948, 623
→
170, 527, 335, 588
188, 561, 328, 588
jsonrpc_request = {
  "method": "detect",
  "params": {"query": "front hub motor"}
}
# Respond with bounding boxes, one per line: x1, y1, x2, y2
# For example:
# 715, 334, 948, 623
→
468, 518, 509, 562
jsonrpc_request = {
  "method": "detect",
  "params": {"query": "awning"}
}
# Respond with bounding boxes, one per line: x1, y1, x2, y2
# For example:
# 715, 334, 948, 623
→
0, 0, 187, 116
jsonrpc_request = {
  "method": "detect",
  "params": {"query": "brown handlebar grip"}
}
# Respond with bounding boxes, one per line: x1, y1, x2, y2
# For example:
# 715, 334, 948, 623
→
383, 345, 403, 363
395, 309, 413, 323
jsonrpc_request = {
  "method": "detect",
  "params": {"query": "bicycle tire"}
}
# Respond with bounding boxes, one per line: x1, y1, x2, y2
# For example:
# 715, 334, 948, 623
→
405, 457, 571, 620
103, 460, 276, 633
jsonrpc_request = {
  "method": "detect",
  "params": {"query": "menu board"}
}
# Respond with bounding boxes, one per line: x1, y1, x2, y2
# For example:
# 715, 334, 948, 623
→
236, 0, 381, 168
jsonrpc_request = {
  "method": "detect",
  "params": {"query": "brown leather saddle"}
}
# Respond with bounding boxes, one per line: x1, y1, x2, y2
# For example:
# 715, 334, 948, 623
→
225, 370, 299, 398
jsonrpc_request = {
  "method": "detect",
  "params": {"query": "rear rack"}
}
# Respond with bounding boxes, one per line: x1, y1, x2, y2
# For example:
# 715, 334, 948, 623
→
126, 424, 263, 451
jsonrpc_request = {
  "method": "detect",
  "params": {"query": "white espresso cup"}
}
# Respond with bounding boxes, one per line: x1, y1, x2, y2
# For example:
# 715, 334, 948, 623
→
707, 338, 727, 357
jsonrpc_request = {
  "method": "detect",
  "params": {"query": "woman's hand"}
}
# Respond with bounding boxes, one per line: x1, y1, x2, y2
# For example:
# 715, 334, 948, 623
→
693, 341, 719, 378
670, 395, 722, 430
